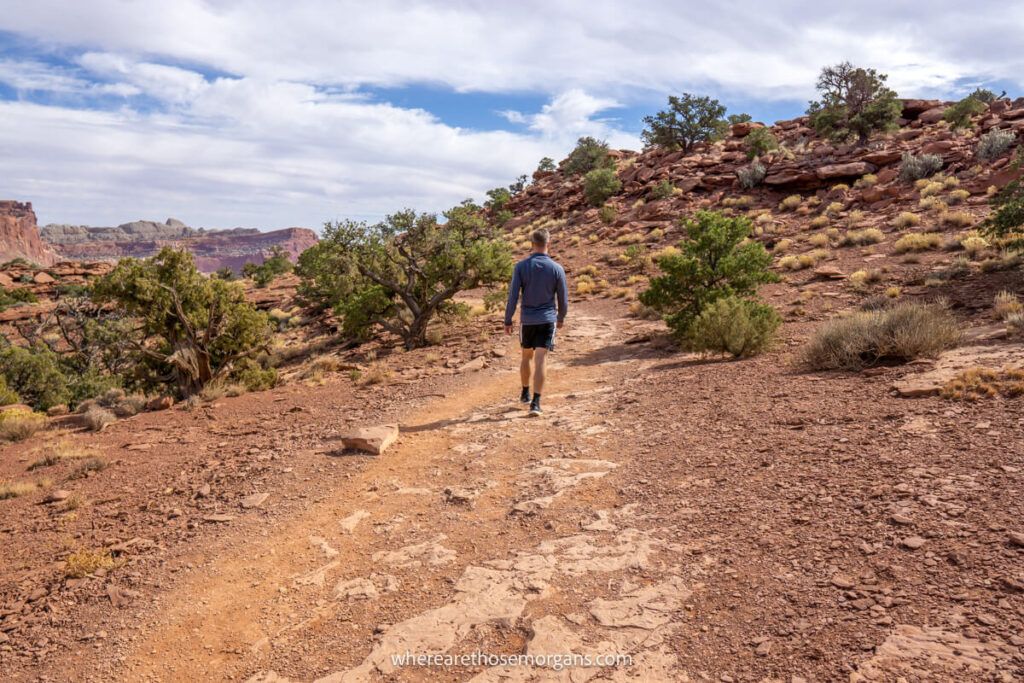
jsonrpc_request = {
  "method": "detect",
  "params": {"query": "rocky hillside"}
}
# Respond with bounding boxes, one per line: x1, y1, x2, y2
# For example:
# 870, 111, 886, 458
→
0, 202, 57, 266
40, 218, 318, 273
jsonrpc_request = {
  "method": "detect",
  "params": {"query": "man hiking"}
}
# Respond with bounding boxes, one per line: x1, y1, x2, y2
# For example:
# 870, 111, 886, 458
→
504, 227, 568, 416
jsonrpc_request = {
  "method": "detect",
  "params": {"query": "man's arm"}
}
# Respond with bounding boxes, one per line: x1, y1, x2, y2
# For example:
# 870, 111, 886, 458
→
504, 264, 521, 333
555, 266, 568, 328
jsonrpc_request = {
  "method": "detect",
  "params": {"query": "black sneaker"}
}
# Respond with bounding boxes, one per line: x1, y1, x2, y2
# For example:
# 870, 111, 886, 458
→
520, 387, 531, 404
529, 400, 542, 416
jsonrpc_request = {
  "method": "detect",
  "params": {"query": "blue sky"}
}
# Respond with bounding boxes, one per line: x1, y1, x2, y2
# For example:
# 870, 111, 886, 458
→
0, 1, 1021, 230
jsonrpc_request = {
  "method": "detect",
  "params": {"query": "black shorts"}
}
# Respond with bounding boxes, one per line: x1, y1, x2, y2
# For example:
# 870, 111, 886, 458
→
520, 323, 556, 351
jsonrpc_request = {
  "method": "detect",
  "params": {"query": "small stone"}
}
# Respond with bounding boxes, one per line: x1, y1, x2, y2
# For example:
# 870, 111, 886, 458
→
831, 574, 856, 589
195, 484, 211, 499
901, 536, 927, 550
241, 492, 269, 509
202, 514, 235, 523
754, 640, 771, 656
43, 490, 71, 504
890, 514, 914, 526
340, 424, 399, 455
1008, 531, 1024, 548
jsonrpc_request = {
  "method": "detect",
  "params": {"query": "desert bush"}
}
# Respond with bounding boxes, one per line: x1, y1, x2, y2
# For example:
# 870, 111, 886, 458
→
640, 211, 777, 340
81, 405, 115, 432
642, 93, 728, 152
687, 296, 781, 357
801, 301, 960, 370
893, 212, 921, 229
779, 195, 802, 211
840, 228, 885, 246
854, 174, 878, 188
824, 201, 844, 215
849, 269, 883, 287
976, 129, 1017, 161
67, 456, 106, 480
563, 137, 612, 175
598, 205, 617, 224
736, 162, 766, 189
943, 95, 987, 129
947, 189, 971, 205
298, 205, 510, 350
649, 180, 677, 200
994, 291, 1022, 319
93, 248, 273, 396
806, 62, 901, 143
960, 234, 990, 257
809, 215, 829, 229
536, 157, 556, 173
583, 168, 622, 207
808, 232, 831, 247
773, 238, 794, 253
918, 180, 945, 198
940, 211, 974, 228
894, 233, 943, 253
899, 153, 944, 182
744, 127, 778, 159
0, 407, 46, 442
0, 479, 40, 500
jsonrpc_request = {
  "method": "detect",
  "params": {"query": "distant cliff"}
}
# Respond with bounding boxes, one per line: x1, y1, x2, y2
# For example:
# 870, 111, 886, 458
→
40, 218, 318, 272
0, 201, 58, 266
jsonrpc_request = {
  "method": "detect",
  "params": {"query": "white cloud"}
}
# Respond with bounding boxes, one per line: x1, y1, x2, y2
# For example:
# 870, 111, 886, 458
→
0, 1, 1021, 227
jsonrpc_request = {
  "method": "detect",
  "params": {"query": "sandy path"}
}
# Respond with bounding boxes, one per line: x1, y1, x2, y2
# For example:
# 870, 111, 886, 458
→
113, 311, 689, 682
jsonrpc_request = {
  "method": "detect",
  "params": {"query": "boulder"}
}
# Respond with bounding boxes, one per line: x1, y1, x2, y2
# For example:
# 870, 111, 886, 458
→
341, 424, 399, 455
901, 99, 943, 118
918, 107, 947, 124
860, 149, 902, 166
921, 140, 956, 156
1001, 108, 1024, 121
763, 168, 819, 189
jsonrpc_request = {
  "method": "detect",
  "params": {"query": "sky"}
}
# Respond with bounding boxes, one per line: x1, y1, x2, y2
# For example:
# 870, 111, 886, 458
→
0, 1, 1022, 231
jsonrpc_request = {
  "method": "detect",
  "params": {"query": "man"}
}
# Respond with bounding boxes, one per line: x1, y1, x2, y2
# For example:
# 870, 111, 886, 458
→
504, 228, 568, 416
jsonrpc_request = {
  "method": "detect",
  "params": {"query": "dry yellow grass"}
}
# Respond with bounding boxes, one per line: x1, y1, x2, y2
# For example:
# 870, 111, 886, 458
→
994, 291, 1023, 319
64, 548, 114, 578
893, 212, 921, 229
0, 480, 41, 500
840, 228, 885, 247
940, 211, 974, 228
779, 195, 802, 211
0, 408, 46, 442
893, 233, 943, 253
941, 366, 1024, 401
807, 232, 831, 247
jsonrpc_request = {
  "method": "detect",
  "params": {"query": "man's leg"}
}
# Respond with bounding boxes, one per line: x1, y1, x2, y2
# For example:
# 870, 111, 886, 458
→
520, 348, 533, 402
532, 348, 547, 398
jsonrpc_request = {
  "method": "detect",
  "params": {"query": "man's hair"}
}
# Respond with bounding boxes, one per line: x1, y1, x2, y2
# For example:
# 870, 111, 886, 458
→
531, 228, 550, 247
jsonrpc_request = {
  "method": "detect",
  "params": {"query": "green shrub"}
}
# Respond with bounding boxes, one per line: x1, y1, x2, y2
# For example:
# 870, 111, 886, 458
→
536, 157, 556, 173
598, 205, 617, 224
983, 178, 1024, 251
736, 162, 766, 189
640, 210, 778, 340
801, 301, 960, 370
649, 180, 676, 201
0, 345, 70, 411
234, 357, 278, 391
93, 248, 274, 395
583, 168, 622, 207
976, 129, 1017, 161
943, 95, 987, 129
744, 127, 778, 159
688, 296, 781, 357
0, 287, 38, 311
298, 204, 511, 350
806, 62, 901, 143
0, 376, 19, 405
899, 152, 944, 182
728, 113, 752, 125
641, 93, 728, 152
241, 246, 293, 288
563, 137, 612, 175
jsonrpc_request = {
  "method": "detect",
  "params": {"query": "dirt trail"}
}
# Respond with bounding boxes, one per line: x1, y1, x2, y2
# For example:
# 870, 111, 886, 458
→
117, 311, 688, 682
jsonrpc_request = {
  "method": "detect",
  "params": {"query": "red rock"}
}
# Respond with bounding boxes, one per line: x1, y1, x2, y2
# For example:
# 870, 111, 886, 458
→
1001, 108, 1024, 121
860, 150, 902, 166
814, 162, 877, 180
901, 99, 943, 118
763, 168, 819, 189
0, 201, 58, 266
32, 271, 55, 284
918, 107, 947, 124
921, 140, 956, 155
341, 424, 399, 455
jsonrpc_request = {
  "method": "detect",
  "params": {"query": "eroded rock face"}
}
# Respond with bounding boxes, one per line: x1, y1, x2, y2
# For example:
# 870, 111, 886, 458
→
39, 218, 318, 273
0, 201, 58, 266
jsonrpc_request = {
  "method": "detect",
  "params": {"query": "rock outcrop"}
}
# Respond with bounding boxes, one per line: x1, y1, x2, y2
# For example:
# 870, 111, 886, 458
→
0, 201, 58, 266
40, 219, 318, 273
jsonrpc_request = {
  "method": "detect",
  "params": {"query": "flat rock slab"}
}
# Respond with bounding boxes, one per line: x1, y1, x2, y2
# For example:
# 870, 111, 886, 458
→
892, 343, 1024, 397
341, 424, 399, 455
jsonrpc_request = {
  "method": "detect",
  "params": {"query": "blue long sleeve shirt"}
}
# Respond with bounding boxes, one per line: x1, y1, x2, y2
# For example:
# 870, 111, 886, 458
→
504, 253, 568, 326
